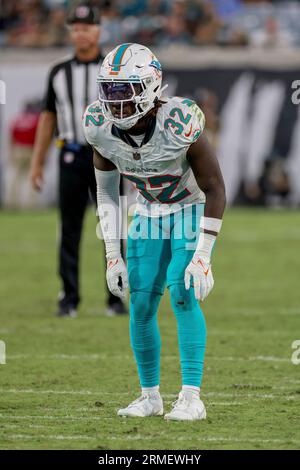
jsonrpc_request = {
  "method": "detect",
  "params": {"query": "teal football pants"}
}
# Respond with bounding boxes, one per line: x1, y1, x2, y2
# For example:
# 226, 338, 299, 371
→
127, 204, 207, 388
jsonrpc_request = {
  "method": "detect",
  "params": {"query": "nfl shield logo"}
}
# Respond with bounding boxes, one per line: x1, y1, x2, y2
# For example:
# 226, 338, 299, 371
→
133, 152, 141, 161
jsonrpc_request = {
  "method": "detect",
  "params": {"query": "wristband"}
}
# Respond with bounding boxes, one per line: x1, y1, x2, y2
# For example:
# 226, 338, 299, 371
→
196, 217, 223, 259
200, 216, 222, 233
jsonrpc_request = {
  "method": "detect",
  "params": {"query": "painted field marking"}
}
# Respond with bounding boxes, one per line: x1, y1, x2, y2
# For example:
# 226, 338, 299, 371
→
4, 353, 293, 363
0, 389, 297, 400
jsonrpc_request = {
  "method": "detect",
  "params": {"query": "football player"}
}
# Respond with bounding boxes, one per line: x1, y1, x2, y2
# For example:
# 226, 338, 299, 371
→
83, 43, 226, 421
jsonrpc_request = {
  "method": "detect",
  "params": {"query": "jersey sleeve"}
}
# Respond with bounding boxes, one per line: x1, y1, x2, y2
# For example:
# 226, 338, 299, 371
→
43, 67, 57, 114
164, 98, 205, 149
82, 101, 106, 149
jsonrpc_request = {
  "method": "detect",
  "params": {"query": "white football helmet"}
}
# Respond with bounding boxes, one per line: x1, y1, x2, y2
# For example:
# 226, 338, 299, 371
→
97, 43, 167, 130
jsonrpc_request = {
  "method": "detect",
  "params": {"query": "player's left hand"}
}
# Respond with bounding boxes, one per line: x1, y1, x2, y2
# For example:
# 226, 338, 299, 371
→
184, 252, 214, 301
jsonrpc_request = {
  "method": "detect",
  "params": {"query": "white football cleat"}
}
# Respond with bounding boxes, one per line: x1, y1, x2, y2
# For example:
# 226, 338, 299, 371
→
117, 393, 163, 418
164, 391, 207, 421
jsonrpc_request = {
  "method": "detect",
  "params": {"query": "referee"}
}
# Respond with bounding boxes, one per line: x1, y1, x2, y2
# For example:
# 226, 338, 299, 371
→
30, 3, 127, 317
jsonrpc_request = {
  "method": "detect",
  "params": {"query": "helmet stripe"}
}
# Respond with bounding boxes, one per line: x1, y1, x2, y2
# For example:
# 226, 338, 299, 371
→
110, 43, 131, 75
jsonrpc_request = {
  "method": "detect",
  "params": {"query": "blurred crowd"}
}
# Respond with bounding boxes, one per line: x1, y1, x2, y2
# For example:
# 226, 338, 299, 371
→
1, 0, 300, 48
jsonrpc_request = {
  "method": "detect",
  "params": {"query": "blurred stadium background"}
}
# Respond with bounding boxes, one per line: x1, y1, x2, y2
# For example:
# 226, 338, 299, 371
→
0, 0, 299, 451
1, 0, 300, 208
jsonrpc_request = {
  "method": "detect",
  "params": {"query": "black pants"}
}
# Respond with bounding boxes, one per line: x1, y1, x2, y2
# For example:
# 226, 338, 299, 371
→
58, 145, 123, 309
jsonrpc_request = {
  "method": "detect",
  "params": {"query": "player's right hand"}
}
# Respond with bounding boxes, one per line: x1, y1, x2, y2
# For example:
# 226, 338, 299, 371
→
30, 165, 44, 191
106, 256, 128, 300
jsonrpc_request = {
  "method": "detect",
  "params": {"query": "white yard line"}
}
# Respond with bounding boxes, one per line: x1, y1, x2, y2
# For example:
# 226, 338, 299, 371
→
206, 402, 244, 406
0, 389, 296, 400
2, 433, 299, 446
176, 436, 300, 445
5, 353, 292, 363
204, 391, 295, 399
2, 434, 95, 441
107, 434, 300, 445
208, 356, 291, 363
0, 388, 100, 396
0, 414, 112, 421
1, 423, 47, 429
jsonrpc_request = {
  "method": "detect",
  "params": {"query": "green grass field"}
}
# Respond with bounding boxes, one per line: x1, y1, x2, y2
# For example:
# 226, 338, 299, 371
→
0, 208, 299, 450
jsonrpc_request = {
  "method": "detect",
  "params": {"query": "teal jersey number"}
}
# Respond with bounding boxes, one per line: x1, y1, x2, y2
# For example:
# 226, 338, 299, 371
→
85, 114, 105, 127
124, 174, 156, 203
164, 107, 192, 135
182, 98, 194, 107
123, 174, 191, 204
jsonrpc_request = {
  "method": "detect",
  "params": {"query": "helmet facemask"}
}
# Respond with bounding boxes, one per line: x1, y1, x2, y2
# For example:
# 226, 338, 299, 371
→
97, 76, 158, 130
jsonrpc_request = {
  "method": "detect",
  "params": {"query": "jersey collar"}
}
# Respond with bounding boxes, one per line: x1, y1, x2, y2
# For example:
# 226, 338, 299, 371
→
111, 116, 157, 148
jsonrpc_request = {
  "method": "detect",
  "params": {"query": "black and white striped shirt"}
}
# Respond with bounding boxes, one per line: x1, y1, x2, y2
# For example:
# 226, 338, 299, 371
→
44, 52, 103, 145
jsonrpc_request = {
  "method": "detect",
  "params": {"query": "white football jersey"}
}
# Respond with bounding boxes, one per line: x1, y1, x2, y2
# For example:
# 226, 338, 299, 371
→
83, 96, 206, 217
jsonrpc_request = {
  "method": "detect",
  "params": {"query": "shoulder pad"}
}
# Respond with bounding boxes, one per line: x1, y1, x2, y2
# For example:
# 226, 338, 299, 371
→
82, 101, 107, 146
162, 97, 205, 148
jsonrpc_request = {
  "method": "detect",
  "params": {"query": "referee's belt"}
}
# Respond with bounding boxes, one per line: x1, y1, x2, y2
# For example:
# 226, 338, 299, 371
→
56, 139, 90, 152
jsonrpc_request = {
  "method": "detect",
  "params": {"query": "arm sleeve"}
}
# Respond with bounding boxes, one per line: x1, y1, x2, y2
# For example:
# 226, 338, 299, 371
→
43, 68, 57, 114
95, 168, 121, 258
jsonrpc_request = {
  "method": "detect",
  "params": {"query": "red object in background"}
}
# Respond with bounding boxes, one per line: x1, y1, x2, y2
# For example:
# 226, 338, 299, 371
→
10, 111, 40, 147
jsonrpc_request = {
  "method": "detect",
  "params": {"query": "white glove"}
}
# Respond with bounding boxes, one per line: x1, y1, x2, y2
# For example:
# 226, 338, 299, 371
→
184, 252, 214, 301
106, 256, 128, 300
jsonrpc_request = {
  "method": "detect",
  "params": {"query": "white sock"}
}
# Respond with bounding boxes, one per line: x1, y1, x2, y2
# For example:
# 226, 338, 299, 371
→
182, 385, 200, 398
142, 386, 160, 397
